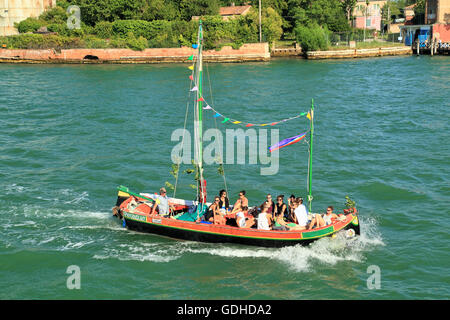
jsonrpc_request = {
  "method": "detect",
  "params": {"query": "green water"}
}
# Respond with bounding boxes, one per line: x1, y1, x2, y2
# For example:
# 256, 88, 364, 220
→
0, 56, 449, 300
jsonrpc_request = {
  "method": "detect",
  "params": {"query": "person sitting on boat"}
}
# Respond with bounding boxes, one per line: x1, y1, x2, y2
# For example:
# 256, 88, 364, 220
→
291, 197, 309, 230
308, 206, 339, 229
218, 189, 230, 215
257, 203, 273, 230
236, 206, 255, 229
150, 187, 175, 217
203, 196, 221, 223
273, 195, 288, 221
231, 190, 248, 215
287, 194, 296, 222
260, 194, 274, 215
272, 200, 292, 231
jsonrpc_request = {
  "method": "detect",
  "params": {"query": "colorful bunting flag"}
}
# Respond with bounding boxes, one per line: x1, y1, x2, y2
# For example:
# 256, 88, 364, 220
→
189, 75, 194, 81
188, 65, 194, 70
197, 97, 205, 102
190, 86, 198, 92
246, 124, 255, 127
269, 132, 307, 152
188, 55, 194, 61
232, 121, 241, 124
203, 105, 212, 110
192, 44, 198, 49
221, 118, 230, 123
213, 113, 221, 117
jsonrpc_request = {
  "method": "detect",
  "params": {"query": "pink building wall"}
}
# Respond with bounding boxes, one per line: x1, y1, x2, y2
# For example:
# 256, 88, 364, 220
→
354, 16, 382, 31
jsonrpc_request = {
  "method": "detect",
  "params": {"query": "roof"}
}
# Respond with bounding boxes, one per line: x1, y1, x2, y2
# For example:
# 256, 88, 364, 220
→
219, 5, 252, 16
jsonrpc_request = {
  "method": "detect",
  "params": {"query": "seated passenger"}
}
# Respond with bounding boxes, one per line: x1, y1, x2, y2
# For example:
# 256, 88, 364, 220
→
231, 190, 248, 215
236, 208, 255, 228
273, 195, 288, 220
204, 196, 220, 223
308, 206, 339, 229
287, 194, 296, 222
272, 203, 291, 231
218, 189, 230, 215
257, 203, 273, 230
289, 197, 309, 230
260, 194, 275, 215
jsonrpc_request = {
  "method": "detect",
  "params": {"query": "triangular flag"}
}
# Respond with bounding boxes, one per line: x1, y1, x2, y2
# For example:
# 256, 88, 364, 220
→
232, 121, 241, 124
203, 105, 212, 110
271, 122, 279, 126
188, 65, 194, 70
189, 75, 193, 81
192, 44, 198, 49
260, 124, 268, 127
307, 112, 311, 120
197, 97, 205, 102
190, 86, 198, 92
221, 118, 230, 123
246, 124, 254, 127
188, 55, 194, 61
213, 113, 221, 118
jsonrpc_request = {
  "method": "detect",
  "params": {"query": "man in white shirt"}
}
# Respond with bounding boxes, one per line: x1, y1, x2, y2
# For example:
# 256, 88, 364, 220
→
150, 187, 175, 217
294, 197, 309, 229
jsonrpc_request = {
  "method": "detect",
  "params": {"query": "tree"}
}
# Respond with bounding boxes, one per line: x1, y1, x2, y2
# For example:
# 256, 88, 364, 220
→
342, 0, 357, 23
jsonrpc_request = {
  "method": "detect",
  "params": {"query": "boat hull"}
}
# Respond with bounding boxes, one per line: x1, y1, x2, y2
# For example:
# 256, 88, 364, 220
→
121, 209, 360, 248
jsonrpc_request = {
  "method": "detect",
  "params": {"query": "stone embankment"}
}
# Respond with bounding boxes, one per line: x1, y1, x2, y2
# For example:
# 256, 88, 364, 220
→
0, 43, 270, 63
306, 46, 412, 59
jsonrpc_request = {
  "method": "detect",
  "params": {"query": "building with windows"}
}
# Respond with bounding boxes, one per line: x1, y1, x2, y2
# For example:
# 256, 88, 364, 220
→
400, 0, 450, 45
353, 0, 387, 31
0, 0, 56, 36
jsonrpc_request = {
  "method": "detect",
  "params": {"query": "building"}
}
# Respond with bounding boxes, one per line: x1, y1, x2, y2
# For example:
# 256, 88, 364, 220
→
353, 0, 387, 31
219, 4, 252, 21
0, 0, 56, 36
400, 0, 450, 45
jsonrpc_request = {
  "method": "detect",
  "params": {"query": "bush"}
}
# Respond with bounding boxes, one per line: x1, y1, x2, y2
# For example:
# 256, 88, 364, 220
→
15, 18, 46, 33
94, 21, 114, 38
125, 33, 148, 51
294, 24, 330, 52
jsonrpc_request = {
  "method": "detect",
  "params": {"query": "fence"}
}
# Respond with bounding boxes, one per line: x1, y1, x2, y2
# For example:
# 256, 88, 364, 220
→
327, 31, 403, 47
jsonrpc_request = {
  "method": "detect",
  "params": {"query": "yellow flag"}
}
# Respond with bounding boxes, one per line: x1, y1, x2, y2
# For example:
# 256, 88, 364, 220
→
232, 121, 241, 124
188, 65, 194, 70
307, 110, 314, 120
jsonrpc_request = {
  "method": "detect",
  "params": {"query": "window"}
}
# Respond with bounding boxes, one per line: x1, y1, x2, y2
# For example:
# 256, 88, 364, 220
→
366, 18, 371, 27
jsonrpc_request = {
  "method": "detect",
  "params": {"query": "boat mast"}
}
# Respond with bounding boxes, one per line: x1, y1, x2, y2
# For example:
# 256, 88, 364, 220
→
195, 20, 205, 203
307, 99, 314, 212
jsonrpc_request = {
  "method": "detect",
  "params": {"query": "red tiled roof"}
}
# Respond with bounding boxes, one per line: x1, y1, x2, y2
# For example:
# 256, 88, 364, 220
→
219, 5, 251, 16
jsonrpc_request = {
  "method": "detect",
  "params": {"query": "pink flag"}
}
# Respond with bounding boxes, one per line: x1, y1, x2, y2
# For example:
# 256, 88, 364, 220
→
189, 75, 193, 81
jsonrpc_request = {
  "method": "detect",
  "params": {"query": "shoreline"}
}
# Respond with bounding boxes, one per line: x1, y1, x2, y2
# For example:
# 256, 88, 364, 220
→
0, 44, 414, 64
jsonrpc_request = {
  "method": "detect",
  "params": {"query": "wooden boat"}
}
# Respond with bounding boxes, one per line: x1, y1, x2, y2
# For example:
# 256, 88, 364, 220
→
112, 21, 360, 247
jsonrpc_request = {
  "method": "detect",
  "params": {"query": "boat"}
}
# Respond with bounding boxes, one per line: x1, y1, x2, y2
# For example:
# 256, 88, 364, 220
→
111, 21, 360, 248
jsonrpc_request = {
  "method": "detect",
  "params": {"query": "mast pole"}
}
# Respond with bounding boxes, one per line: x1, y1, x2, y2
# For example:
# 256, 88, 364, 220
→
307, 98, 314, 212
196, 20, 205, 204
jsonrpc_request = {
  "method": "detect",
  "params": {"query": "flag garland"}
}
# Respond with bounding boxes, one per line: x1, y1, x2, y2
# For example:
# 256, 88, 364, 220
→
187, 47, 309, 127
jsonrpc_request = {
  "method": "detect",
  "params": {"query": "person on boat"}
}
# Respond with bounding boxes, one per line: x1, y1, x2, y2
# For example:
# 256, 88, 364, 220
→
287, 194, 296, 222
272, 200, 293, 231
150, 187, 175, 217
257, 203, 273, 230
291, 197, 309, 230
273, 195, 288, 221
308, 206, 339, 229
218, 189, 230, 215
260, 194, 274, 215
203, 196, 221, 223
236, 207, 255, 229
231, 190, 248, 215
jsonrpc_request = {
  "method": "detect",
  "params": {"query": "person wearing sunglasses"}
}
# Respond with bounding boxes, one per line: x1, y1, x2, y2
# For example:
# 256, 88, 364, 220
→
307, 206, 339, 229
260, 194, 274, 215
231, 191, 248, 215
